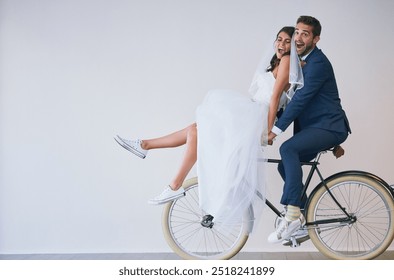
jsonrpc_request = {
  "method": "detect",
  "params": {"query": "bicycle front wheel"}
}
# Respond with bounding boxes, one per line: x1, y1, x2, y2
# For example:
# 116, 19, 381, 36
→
162, 177, 250, 260
307, 174, 394, 260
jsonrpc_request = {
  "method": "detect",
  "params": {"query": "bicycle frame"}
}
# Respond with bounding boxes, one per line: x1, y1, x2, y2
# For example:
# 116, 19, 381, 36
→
265, 151, 376, 227
265, 155, 318, 215
163, 151, 394, 260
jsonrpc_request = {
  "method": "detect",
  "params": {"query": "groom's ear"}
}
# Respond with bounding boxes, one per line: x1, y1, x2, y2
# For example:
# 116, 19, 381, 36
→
313, 35, 320, 45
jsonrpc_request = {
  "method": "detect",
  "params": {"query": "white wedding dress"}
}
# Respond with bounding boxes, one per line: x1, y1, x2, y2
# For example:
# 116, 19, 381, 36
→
196, 71, 288, 225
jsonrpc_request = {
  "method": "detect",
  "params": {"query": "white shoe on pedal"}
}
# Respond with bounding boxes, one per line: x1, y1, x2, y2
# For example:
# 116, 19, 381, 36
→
148, 186, 185, 205
114, 135, 148, 159
268, 214, 305, 243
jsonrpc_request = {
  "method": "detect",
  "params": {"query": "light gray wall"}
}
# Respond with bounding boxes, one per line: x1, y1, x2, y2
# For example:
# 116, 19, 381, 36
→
1, 0, 393, 254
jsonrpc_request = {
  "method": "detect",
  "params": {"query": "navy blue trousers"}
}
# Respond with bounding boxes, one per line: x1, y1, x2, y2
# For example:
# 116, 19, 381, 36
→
277, 127, 348, 208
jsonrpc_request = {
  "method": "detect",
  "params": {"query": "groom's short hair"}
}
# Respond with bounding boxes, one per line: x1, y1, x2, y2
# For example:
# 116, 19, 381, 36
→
297, 16, 321, 37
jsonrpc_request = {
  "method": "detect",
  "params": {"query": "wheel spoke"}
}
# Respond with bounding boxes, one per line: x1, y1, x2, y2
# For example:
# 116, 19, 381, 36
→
163, 182, 249, 259
308, 175, 394, 259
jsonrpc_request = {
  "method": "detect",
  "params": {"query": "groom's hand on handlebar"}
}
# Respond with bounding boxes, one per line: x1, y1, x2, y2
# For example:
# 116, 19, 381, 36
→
268, 131, 277, 146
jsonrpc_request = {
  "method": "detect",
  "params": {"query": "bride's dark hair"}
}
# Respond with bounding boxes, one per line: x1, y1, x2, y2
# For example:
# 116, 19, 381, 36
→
266, 26, 295, 72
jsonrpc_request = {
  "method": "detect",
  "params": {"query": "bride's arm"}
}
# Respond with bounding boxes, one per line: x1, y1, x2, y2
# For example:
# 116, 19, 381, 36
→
267, 55, 290, 132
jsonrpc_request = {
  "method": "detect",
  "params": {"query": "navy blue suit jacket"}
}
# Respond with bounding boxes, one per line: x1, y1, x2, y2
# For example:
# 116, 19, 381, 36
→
276, 48, 351, 134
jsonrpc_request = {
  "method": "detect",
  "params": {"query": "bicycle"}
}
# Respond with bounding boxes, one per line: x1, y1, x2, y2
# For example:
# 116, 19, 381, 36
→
161, 149, 394, 260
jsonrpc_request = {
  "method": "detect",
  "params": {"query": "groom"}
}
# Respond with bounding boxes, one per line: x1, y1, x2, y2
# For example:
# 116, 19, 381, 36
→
267, 16, 351, 243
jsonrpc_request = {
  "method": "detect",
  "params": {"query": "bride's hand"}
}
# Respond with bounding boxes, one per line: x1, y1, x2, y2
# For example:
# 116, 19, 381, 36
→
261, 135, 268, 146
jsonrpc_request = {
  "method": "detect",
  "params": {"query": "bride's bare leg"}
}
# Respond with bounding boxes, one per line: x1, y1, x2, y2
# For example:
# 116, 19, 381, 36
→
141, 123, 196, 150
139, 123, 197, 191
144, 123, 197, 204
168, 123, 197, 190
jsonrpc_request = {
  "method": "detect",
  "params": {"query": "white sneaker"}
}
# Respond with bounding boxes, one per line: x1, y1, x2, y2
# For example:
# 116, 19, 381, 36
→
268, 214, 305, 243
148, 186, 185, 205
114, 135, 148, 159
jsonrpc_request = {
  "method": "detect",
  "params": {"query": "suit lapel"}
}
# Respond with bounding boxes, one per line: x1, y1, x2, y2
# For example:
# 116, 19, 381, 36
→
303, 47, 319, 63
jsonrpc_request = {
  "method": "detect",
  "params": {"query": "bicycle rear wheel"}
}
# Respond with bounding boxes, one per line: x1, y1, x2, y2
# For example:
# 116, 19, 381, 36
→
162, 177, 250, 260
307, 174, 394, 260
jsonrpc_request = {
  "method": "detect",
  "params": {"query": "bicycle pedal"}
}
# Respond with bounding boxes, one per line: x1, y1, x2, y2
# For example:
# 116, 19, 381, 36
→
282, 234, 310, 247
290, 237, 300, 247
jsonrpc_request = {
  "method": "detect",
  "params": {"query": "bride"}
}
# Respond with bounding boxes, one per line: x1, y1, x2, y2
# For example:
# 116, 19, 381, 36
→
115, 26, 302, 223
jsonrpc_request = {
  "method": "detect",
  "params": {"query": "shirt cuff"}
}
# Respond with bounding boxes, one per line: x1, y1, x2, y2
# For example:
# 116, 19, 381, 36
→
272, 126, 283, 136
